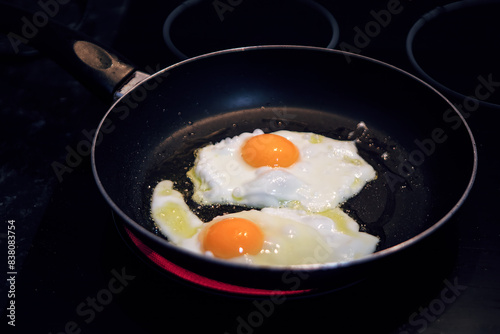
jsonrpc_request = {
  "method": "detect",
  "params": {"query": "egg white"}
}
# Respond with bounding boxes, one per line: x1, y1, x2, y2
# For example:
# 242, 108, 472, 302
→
188, 129, 377, 212
151, 180, 379, 266
150, 180, 203, 246
204, 208, 379, 266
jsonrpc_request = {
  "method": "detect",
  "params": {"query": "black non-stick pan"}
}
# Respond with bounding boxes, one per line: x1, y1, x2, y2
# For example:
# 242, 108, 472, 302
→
1, 4, 477, 295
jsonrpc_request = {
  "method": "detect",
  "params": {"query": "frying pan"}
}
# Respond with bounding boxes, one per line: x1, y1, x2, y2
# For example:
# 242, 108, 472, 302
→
1, 4, 477, 295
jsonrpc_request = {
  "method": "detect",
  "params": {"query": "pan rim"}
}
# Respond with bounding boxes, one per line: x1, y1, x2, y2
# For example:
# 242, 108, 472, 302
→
91, 44, 478, 274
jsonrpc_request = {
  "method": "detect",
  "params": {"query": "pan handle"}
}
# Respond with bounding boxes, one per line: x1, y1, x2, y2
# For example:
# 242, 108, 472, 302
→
0, 3, 139, 103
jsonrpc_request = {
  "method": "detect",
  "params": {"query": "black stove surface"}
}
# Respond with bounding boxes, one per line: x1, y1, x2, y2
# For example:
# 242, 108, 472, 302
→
1, 0, 499, 333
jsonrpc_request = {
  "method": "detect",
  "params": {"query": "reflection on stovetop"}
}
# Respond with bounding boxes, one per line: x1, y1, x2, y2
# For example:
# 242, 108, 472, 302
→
1, 0, 499, 333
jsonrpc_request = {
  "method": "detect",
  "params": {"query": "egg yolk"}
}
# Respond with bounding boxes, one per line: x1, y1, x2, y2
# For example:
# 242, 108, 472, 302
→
202, 218, 264, 259
241, 133, 299, 167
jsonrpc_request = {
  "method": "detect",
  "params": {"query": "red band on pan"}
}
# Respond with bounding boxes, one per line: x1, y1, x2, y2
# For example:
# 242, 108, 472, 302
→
125, 227, 312, 296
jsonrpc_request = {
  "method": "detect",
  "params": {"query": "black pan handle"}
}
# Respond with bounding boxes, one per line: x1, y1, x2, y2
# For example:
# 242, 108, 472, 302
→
0, 3, 137, 102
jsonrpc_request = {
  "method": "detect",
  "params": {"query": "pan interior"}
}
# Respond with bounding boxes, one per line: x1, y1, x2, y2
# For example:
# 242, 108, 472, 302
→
93, 47, 475, 259
138, 106, 431, 252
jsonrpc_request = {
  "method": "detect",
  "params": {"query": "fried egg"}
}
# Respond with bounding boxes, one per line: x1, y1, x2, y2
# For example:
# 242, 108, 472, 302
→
151, 180, 379, 266
187, 129, 376, 212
